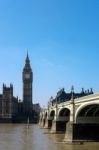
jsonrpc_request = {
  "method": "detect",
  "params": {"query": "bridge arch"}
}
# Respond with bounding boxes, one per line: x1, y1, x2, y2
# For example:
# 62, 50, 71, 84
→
75, 102, 99, 124
50, 110, 55, 120
58, 108, 70, 118
57, 108, 70, 132
48, 110, 56, 129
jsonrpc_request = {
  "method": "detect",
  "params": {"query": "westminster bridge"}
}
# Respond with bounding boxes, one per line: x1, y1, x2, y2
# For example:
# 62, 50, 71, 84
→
39, 92, 99, 142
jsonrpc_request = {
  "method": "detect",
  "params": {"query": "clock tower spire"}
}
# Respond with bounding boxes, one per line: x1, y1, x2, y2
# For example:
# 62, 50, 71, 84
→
23, 52, 33, 115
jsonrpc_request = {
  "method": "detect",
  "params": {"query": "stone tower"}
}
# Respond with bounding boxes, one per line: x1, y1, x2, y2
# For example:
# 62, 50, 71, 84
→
2, 84, 13, 118
23, 52, 33, 116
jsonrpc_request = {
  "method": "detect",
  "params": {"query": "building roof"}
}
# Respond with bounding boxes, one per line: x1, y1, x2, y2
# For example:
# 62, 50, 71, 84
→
50, 88, 93, 105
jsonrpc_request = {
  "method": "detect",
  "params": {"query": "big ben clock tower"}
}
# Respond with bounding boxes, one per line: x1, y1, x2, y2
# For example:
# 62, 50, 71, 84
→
23, 52, 33, 116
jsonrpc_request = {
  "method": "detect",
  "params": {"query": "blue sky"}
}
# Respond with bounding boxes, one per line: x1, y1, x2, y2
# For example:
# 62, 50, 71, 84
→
0, 0, 99, 106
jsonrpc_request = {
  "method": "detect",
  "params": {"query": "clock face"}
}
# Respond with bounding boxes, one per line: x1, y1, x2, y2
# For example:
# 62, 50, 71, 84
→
25, 73, 30, 79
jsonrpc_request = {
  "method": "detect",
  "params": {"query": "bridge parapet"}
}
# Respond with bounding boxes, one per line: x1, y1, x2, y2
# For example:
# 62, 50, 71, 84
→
48, 93, 99, 110
75, 93, 99, 103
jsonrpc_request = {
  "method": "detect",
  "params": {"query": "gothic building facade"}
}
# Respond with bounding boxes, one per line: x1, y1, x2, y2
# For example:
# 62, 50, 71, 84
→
0, 53, 38, 123
0, 84, 18, 122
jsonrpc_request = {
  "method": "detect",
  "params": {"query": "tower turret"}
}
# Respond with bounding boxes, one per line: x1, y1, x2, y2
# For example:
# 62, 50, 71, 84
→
22, 52, 33, 116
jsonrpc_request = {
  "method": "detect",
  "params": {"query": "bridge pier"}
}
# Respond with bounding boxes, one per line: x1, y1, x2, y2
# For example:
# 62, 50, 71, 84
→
39, 118, 45, 128
50, 120, 57, 133
64, 96, 77, 143
39, 119, 42, 126
43, 119, 52, 129
64, 122, 76, 143
64, 122, 99, 143
50, 120, 67, 133
44, 119, 49, 128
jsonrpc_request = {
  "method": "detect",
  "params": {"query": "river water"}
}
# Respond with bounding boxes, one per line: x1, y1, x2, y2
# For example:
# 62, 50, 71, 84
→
0, 124, 99, 150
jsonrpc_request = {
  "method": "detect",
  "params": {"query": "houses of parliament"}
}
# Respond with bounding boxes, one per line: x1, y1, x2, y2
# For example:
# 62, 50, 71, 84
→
0, 53, 40, 123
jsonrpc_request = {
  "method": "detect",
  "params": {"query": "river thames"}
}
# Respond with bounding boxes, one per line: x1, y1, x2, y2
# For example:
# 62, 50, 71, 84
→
0, 124, 99, 150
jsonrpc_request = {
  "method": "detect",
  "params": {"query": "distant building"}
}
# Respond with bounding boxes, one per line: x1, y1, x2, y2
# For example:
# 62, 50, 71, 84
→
0, 52, 40, 123
33, 103, 41, 114
33, 103, 41, 122
48, 87, 93, 107
0, 84, 18, 122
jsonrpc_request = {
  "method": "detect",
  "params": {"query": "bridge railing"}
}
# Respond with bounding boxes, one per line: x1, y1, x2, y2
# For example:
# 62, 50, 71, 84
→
75, 93, 99, 102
